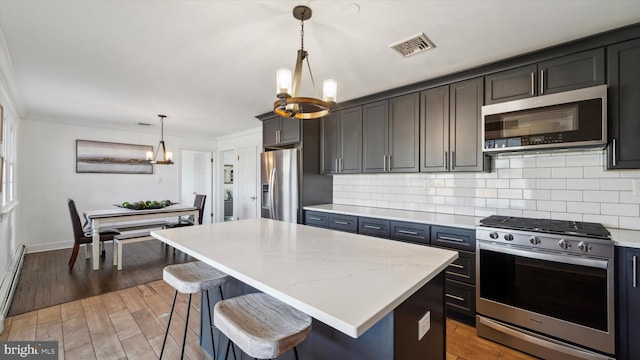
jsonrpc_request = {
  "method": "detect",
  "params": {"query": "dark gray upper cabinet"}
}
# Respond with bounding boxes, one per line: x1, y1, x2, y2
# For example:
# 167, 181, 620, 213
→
484, 64, 538, 105
608, 38, 640, 169
363, 93, 419, 173
484, 48, 605, 105
321, 107, 362, 174
421, 78, 487, 172
539, 48, 605, 95
262, 116, 301, 147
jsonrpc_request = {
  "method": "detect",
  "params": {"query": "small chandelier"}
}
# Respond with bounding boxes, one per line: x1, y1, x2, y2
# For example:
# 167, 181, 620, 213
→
146, 114, 173, 165
274, 5, 337, 120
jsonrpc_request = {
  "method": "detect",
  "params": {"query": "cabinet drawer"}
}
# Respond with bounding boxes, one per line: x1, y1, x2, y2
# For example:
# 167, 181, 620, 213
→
440, 249, 475, 285
305, 211, 329, 228
389, 221, 430, 245
431, 226, 475, 252
329, 214, 358, 233
359, 217, 390, 238
445, 279, 476, 317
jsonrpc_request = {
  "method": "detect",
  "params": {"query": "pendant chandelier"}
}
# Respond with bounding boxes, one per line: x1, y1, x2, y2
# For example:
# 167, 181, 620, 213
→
274, 5, 337, 120
146, 114, 173, 165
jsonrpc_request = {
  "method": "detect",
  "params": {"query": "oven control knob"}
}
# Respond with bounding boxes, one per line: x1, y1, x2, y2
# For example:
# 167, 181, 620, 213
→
489, 232, 499, 239
578, 241, 592, 252
529, 236, 541, 245
558, 239, 571, 250
504, 233, 514, 241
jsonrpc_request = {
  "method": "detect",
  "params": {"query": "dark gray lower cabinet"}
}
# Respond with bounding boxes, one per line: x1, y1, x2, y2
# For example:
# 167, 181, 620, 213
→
305, 211, 329, 228
608, 38, 640, 169
616, 246, 640, 360
431, 226, 476, 323
304, 210, 476, 323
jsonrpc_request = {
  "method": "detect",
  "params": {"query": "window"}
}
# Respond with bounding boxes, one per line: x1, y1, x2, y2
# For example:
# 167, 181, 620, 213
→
1, 107, 15, 206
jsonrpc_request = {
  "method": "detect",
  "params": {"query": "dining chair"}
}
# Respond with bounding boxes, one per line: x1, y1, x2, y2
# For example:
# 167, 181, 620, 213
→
67, 198, 120, 271
166, 194, 206, 228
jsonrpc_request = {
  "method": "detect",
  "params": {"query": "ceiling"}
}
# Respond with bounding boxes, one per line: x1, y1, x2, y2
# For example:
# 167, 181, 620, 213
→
1, 1, 639, 139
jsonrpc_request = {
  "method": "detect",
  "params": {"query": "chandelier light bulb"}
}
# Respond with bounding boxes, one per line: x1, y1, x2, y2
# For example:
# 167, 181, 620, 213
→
276, 68, 292, 97
323, 79, 337, 103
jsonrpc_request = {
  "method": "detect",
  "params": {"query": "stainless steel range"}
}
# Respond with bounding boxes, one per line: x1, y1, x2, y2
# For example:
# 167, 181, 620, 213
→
476, 215, 615, 360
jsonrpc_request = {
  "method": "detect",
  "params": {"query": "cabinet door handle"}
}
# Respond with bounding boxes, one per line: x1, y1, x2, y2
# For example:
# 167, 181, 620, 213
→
398, 229, 419, 236
540, 69, 545, 95
445, 294, 465, 302
334, 220, 349, 225
451, 151, 456, 170
448, 263, 464, 269
364, 225, 382, 230
530, 72, 535, 96
276, 129, 281, 144
382, 155, 387, 172
633, 255, 637, 288
309, 216, 322, 221
612, 138, 617, 167
446, 271, 470, 279
340, 158, 343, 172
388, 154, 392, 172
335, 159, 338, 172
444, 152, 449, 170
438, 236, 464, 242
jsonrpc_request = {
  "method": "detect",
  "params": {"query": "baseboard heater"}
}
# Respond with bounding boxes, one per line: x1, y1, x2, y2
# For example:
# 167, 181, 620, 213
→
0, 244, 26, 334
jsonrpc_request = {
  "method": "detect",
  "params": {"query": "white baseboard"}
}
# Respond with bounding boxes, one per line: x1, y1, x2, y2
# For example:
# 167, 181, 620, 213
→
26, 241, 73, 253
0, 244, 26, 334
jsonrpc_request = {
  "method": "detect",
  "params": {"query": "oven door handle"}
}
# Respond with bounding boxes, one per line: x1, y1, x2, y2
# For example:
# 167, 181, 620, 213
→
478, 242, 610, 270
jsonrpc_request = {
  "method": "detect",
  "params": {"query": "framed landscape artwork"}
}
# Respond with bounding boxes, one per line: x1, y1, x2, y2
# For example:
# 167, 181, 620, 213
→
76, 140, 153, 174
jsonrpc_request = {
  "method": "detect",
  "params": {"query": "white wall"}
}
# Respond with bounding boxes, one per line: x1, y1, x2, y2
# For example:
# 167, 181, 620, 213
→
333, 149, 640, 230
18, 117, 216, 252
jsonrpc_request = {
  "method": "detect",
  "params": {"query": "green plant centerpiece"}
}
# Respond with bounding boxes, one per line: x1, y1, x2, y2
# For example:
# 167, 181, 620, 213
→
121, 199, 172, 210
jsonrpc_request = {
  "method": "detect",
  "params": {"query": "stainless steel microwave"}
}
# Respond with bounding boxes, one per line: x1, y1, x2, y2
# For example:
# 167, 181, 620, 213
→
482, 85, 607, 154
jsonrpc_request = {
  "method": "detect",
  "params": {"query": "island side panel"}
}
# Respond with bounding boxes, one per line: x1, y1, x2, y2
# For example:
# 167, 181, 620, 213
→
395, 271, 446, 359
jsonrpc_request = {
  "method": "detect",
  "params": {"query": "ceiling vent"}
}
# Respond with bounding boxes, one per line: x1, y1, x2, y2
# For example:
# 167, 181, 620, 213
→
390, 33, 435, 57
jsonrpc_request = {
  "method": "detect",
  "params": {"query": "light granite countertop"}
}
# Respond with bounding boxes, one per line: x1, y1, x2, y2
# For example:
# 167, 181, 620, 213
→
304, 204, 640, 249
151, 218, 458, 338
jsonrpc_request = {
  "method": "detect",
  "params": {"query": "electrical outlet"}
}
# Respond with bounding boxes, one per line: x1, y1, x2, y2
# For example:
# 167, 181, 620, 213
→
633, 179, 640, 196
418, 311, 430, 340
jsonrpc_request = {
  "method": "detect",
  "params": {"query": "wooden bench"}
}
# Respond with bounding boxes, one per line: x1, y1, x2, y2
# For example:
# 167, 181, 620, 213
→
113, 231, 156, 270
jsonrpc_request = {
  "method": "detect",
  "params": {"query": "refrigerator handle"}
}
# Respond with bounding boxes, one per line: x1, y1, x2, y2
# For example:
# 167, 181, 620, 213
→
269, 168, 277, 220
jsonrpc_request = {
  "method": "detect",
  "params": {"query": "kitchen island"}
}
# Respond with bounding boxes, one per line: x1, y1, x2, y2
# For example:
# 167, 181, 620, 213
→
151, 218, 458, 359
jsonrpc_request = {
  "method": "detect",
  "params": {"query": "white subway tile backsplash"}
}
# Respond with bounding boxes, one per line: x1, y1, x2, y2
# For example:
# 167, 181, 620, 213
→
566, 201, 600, 214
536, 179, 566, 189
600, 178, 634, 191
584, 190, 620, 203
536, 156, 566, 168
331, 149, 640, 229
498, 188, 523, 199
619, 216, 640, 230
601, 203, 639, 217
552, 167, 583, 178
583, 214, 619, 228
551, 190, 582, 202
566, 179, 599, 190
537, 200, 567, 212
523, 189, 551, 200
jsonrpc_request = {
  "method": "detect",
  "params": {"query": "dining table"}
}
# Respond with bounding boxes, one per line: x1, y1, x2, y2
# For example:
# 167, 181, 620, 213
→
84, 204, 199, 270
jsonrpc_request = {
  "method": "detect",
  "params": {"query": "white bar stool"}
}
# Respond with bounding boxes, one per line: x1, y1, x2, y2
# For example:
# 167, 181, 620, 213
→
214, 292, 312, 360
161, 261, 230, 360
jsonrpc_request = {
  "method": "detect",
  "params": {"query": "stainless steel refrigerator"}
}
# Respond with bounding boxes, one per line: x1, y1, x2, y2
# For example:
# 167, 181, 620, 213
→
261, 149, 299, 223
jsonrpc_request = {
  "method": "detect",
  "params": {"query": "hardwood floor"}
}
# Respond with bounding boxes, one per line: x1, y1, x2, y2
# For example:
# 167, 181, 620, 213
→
8, 240, 194, 316
3, 241, 538, 359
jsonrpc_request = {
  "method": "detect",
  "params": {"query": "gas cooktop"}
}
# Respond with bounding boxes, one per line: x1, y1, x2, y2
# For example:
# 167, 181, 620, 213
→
479, 215, 611, 240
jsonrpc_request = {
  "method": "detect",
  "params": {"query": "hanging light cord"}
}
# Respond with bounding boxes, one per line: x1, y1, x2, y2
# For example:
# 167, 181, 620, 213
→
300, 13, 319, 99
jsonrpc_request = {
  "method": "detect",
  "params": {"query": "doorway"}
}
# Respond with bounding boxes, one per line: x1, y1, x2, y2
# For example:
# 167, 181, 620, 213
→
180, 149, 213, 224
222, 150, 234, 221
